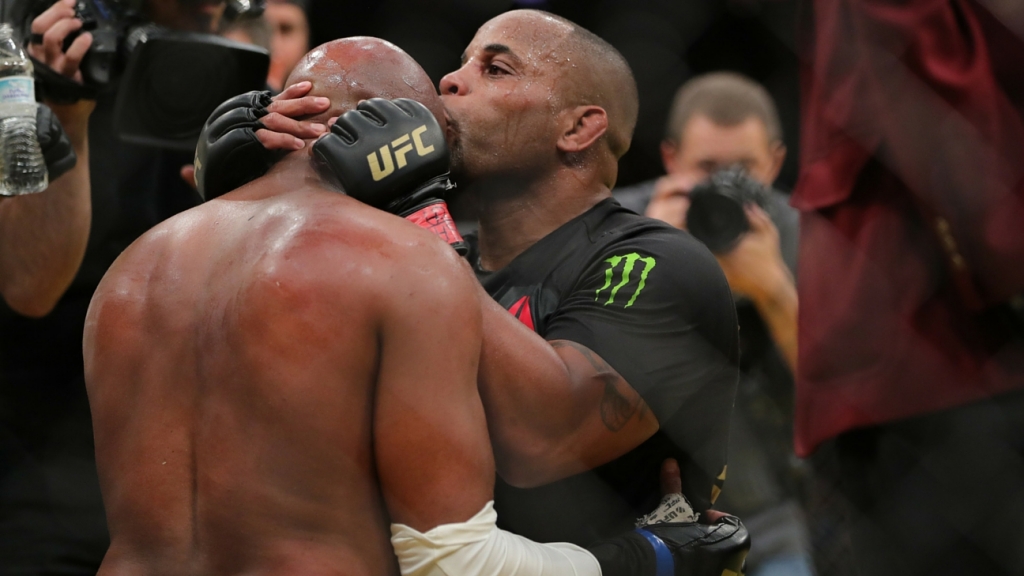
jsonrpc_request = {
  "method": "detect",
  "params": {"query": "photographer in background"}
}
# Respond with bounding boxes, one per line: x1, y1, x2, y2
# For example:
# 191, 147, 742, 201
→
0, 0, 276, 573
219, 0, 308, 92
614, 72, 807, 576
263, 0, 307, 92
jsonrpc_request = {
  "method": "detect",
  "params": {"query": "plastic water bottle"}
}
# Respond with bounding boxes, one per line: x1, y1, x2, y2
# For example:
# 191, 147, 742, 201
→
0, 24, 46, 196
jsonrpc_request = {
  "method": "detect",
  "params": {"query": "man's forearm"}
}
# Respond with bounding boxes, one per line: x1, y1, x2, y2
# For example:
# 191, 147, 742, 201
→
476, 288, 659, 487
477, 294, 591, 485
0, 102, 92, 317
750, 274, 798, 372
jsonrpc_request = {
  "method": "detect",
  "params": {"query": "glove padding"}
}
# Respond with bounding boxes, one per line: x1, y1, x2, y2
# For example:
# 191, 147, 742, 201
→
312, 98, 467, 255
588, 516, 750, 576
194, 90, 283, 201
36, 104, 76, 181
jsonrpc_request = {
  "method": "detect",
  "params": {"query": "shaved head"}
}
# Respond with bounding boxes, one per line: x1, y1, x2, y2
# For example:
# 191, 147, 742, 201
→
439, 10, 638, 189
523, 10, 639, 159
555, 15, 638, 158
286, 37, 444, 128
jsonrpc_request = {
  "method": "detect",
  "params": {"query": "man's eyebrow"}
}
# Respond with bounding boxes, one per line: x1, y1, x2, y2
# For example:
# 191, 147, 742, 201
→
483, 43, 514, 57
461, 43, 520, 66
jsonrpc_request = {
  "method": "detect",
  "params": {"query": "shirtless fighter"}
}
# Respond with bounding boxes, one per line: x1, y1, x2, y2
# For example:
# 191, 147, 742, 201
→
85, 37, 744, 576
83, 37, 603, 575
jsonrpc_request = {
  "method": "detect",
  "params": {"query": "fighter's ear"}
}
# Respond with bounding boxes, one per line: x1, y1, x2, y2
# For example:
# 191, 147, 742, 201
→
556, 105, 608, 154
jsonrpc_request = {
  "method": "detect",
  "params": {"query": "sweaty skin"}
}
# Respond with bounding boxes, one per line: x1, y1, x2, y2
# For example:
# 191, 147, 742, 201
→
83, 39, 494, 576
229, 10, 661, 491
198, 9, 725, 518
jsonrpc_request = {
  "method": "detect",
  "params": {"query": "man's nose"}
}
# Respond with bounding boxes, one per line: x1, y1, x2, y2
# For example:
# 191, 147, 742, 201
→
440, 70, 467, 96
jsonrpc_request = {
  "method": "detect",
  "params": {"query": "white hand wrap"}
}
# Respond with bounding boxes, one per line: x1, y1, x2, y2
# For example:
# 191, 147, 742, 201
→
391, 501, 602, 576
635, 492, 698, 527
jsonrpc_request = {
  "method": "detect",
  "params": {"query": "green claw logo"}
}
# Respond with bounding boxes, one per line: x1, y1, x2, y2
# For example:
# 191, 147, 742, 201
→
594, 252, 656, 308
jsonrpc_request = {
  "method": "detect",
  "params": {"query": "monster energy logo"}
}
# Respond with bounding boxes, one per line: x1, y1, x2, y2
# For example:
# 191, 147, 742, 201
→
594, 252, 656, 308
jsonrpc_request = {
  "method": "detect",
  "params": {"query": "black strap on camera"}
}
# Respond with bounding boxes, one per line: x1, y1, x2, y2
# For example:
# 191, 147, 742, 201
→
29, 54, 98, 104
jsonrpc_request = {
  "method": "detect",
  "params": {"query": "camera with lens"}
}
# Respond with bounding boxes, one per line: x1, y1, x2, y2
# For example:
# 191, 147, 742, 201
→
18, 0, 269, 151
61, 0, 143, 87
685, 167, 775, 255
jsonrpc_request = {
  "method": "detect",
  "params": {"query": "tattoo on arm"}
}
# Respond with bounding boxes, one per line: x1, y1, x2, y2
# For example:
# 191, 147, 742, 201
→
550, 340, 650, 432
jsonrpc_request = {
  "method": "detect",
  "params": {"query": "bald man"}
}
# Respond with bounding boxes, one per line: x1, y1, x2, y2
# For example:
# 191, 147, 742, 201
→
197, 8, 741, 550
84, 38, 606, 575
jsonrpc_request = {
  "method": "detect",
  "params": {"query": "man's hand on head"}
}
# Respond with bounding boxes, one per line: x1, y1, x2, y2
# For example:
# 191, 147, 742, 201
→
193, 82, 329, 200
256, 81, 330, 150
644, 173, 699, 229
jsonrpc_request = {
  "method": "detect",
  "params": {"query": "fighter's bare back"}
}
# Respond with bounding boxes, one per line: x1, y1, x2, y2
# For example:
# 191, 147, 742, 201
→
83, 157, 494, 575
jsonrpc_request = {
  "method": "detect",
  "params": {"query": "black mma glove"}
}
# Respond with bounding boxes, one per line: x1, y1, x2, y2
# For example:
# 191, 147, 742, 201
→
312, 98, 467, 255
194, 90, 283, 201
588, 516, 750, 576
36, 104, 76, 181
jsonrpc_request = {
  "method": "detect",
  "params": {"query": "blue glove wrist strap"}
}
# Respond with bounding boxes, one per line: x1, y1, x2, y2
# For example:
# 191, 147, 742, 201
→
635, 528, 674, 576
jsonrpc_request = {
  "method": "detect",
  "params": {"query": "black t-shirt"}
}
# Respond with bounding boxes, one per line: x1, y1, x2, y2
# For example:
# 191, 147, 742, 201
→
469, 198, 739, 547
0, 90, 199, 574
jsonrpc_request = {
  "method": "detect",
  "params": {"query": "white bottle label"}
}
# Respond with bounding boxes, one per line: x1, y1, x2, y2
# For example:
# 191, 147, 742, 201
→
0, 76, 35, 105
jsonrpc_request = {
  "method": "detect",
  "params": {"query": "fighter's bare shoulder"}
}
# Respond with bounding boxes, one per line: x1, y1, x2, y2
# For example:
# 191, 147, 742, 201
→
262, 192, 475, 297
93, 190, 475, 329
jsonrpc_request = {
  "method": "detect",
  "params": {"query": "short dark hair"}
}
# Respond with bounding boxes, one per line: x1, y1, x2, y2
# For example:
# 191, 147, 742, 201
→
665, 72, 781, 144
526, 10, 639, 159
567, 23, 639, 158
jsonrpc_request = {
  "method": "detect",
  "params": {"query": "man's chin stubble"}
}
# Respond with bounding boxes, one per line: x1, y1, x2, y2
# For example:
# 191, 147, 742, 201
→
448, 141, 466, 180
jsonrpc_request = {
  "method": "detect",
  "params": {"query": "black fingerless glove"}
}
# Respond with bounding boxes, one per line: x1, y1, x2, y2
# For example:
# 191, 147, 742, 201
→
194, 90, 284, 201
312, 98, 467, 255
588, 516, 750, 576
36, 104, 76, 181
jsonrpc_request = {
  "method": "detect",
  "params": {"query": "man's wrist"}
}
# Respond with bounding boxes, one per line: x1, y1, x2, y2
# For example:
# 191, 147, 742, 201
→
737, 252, 790, 303
742, 259, 794, 306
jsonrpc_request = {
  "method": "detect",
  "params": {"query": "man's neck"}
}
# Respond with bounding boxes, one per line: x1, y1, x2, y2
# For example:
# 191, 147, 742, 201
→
268, 149, 325, 189
228, 150, 322, 201
472, 171, 611, 271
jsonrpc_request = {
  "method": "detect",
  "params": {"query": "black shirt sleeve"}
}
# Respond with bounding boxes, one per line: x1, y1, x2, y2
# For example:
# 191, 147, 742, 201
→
543, 226, 740, 509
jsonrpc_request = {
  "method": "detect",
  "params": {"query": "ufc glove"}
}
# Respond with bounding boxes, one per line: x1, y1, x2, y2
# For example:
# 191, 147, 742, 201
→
194, 90, 283, 201
588, 515, 750, 576
312, 98, 467, 255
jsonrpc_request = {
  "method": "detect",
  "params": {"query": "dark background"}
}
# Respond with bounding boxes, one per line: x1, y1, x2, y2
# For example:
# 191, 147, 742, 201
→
306, 0, 802, 191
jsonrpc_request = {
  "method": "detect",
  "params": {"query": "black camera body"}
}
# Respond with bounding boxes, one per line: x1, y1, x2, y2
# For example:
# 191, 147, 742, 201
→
64, 0, 266, 88
685, 167, 774, 254
68, 0, 144, 87
22, 0, 269, 150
